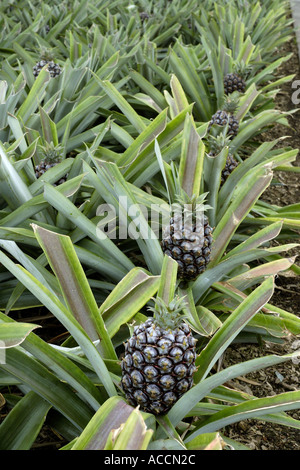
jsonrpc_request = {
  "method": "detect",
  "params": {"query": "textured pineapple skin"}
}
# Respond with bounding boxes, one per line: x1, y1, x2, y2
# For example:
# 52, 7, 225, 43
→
209, 110, 239, 139
33, 60, 62, 78
121, 318, 197, 415
161, 214, 213, 281
221, 154, 239, 184
223, 73, 246, 95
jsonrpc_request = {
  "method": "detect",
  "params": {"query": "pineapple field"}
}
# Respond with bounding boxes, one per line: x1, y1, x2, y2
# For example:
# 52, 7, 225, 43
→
0, 0, 299, 453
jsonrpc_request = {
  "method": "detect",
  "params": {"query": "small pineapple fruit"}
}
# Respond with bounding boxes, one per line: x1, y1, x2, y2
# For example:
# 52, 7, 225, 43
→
139, 12, 150, 21
223, 61, 250, 95
223, 73, 246, 95
208, 133, 239, 185
121, 296, 197, 415
220, 154, 239, 184
33, 48, 62, 79
208, 92, 240, 139
35, 142, 67, 186
161, 192, 213, 282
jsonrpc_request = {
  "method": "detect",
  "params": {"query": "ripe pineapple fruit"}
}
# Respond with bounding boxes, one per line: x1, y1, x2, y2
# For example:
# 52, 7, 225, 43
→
121, 296, 197, 415
35, 142, 67, 186
33, 48, 62, 79
161, 192, 213, 282
208, 93, 240, 139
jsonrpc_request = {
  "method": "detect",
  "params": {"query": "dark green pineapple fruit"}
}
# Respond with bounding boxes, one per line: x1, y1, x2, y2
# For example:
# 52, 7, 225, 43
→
35, 142, 67, 186
223, 61, 250, 95
208, 92, 240, 139
220, 153, 239, 184
223, 73, 246, 95
139, 11, 150, 21
121, 296, 197, 415
161, 192, 213, 282
33, 48, 62, 79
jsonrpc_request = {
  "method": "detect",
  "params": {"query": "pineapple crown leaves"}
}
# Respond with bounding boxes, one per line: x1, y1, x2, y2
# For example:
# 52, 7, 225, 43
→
172, 189, 212, 220
207, 131, 233, 156
147, 296, 188, 330
171, 167, 211, 212
231, 60, 252, 80
37, 45, 59, 62
38, 141, 63, 163
221, 91, 240, 114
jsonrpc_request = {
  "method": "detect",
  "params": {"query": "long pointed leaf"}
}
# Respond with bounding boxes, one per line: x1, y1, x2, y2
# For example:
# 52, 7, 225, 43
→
32, 224, 116, 360
0, 391, 51, 450
0, 249, 116, 397
0, 347, 94, 431
71, 397, 135, 450
194, 276, 274, 382
167, 351, 300, 428
186, 390, 300, 440
211, 163, 273, 264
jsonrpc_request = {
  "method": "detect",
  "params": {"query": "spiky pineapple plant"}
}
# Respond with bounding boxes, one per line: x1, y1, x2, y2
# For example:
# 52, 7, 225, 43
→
161, 192, 213, 282
0, 0, 299, 453
35, 141, 67, 185
207, 132, 239, 185
208, 92, 240, 139
121, 295, 197, 415
32, 48, 62, 79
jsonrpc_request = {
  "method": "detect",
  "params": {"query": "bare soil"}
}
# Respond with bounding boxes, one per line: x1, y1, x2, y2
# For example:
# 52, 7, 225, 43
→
222, 278, 300, 450
222, 34, 300, 451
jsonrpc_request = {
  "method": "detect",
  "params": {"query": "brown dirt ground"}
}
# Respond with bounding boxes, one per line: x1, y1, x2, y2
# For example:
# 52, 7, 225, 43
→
222, 34, 300, 450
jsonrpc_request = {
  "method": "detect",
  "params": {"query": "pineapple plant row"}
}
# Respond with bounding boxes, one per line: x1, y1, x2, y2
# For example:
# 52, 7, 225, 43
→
0, 0, 299, 452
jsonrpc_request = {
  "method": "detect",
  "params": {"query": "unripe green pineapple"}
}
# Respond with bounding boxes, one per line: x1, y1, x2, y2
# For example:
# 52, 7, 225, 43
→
220, 154, 239, 184
223, 61, 250, 95
139, 11, 150, 21
223, 73, 246, 95
121, 297, 197, 415
35, 142, 67, 186
161, 192, 213, 282
208, 92, 240, 139
33, 48, 62, 79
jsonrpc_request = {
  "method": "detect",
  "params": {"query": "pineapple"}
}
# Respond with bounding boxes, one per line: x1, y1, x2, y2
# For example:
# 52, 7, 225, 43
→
121, 296, 197, 415
33, 48, 62, 79
223, 72, 246, 95
220, 154, 239, 184
208, 93, 240, 139
35, 142, 67, 186
139, 12, 150, 22
223, 62, 250, 95
208, 133, 239, 185
161, 193, 213, 282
